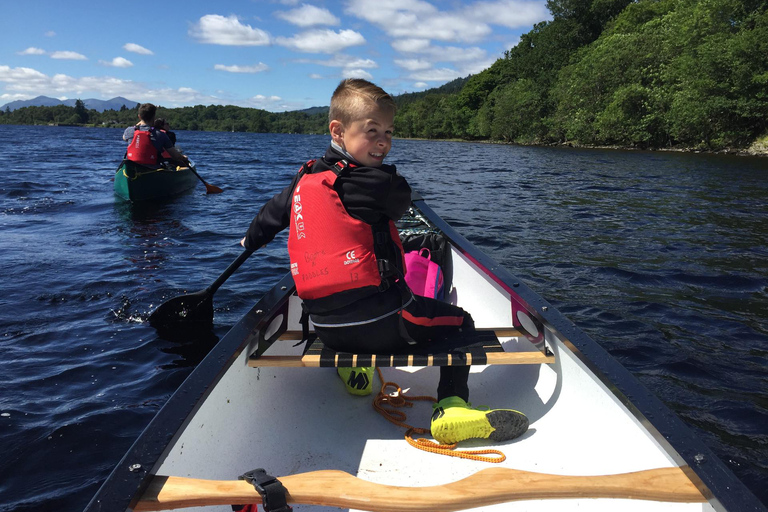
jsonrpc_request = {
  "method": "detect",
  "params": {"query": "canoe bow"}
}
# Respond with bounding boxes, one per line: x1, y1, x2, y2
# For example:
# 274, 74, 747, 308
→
134, 466, 706, 511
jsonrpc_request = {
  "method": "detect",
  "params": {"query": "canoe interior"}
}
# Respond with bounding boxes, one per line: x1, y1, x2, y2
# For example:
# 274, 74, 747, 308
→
114, 160, 198, 202
144, 249, 713, 512
86, 198, 765, 512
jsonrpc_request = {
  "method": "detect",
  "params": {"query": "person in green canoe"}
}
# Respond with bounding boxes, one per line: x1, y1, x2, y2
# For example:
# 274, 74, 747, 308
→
241, 79, 529, 446
123, 103, 188, 168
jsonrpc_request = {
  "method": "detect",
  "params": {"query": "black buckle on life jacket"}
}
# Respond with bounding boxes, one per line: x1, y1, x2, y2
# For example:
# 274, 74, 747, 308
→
377, 259, 393, 292
240, 469, 292, 512
333, 159, 349, 175
300, 159, 317, 174
333, 159, 357, 176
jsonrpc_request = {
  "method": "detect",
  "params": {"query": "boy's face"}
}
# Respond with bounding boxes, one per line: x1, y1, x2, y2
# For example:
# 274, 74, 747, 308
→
330, 104, 394, 167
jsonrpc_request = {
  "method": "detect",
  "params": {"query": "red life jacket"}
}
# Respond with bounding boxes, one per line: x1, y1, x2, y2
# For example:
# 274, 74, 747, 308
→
158, 129, 172, 160
287, 160, 404, 301
126, 126, 159, 165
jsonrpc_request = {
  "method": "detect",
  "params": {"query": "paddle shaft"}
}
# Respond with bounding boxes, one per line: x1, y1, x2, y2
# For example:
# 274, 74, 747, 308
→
208, 249, 253, 295
134, 466, 706, 512
189, 165, 208, 185
188, 165, 223, 193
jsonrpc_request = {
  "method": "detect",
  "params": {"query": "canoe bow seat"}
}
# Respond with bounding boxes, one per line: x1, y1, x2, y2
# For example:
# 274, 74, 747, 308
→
247, 329, 554, 368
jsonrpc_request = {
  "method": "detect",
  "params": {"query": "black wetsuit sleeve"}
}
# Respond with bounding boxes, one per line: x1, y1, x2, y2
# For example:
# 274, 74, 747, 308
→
336, 166, 412, 224
243, 173, 301, 250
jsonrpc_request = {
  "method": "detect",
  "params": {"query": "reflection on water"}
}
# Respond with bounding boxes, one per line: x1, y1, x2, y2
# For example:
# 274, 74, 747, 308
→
157, 329, 220, 369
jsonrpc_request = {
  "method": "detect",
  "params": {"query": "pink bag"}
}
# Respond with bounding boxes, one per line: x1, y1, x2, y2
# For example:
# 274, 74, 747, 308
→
404, 248, 444, 299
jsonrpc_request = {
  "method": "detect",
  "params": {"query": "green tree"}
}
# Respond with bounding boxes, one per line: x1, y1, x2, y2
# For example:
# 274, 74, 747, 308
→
74, 99, 88, 124
489, 79, 547, 143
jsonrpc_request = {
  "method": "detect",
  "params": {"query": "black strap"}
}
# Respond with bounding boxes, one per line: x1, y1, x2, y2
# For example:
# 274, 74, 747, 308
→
301, 159, 317, 175
240, 469, 292, 512
298, 303, 317, 353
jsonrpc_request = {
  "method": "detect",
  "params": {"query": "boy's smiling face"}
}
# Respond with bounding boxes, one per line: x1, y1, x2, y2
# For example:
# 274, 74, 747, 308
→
330, 103, 394, 167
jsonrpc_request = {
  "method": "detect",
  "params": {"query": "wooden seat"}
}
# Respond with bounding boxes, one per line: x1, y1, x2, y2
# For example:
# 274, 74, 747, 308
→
248, 329, 554, 368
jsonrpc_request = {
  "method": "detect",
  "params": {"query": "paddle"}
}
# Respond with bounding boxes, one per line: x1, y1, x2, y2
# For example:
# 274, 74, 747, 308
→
134, 466, 706, 511
186, 160, 223, 194
148, 249, 253, 332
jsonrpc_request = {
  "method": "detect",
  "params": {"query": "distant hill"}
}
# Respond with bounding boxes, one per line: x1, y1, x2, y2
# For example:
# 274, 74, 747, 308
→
298, 106, 329, 115
0, 96, 139, 112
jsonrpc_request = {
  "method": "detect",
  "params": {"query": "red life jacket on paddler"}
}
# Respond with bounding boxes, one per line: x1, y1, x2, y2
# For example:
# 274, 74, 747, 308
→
126, 126, 160, 165
287, 159, 405, 302
157, 129, 172, 160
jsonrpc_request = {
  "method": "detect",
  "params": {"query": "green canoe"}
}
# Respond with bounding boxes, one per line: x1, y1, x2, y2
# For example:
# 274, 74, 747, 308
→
114, 160, 198, 202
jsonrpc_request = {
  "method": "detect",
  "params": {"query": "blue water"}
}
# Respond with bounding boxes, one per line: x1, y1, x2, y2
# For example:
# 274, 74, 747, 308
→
1, 125, 766, 510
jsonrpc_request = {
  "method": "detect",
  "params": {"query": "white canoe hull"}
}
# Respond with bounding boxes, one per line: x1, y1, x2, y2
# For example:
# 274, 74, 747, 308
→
86, 196, 765, 512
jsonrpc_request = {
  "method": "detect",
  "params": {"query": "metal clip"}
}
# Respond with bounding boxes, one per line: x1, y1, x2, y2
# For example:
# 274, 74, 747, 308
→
240, 469, 292, 512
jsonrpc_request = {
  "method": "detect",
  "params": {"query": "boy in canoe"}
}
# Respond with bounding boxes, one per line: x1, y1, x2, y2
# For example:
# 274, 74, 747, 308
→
123, 103, 188, 168
241, 79, 528, 445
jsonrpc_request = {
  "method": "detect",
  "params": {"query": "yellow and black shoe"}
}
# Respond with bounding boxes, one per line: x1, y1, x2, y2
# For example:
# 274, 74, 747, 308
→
430, 396, 528, 444
337, 367, 374, 396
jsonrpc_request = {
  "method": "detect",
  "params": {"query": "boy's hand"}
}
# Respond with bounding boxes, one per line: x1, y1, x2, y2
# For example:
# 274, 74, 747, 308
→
240, 237, 246, 248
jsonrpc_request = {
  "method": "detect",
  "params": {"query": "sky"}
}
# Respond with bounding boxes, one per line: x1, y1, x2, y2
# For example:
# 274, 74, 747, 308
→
0, 0, 551, 112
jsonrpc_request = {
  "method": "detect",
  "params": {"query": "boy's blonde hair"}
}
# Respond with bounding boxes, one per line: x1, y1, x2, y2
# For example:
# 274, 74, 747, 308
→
329, 79, 396, 125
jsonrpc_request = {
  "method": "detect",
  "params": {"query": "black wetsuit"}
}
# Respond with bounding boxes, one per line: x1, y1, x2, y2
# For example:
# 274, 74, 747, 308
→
244, 145, 472, 401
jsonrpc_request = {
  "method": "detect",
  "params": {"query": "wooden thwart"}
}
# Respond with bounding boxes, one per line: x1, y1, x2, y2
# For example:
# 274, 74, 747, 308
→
135, 466, 706, 512
248, 329, 554, 368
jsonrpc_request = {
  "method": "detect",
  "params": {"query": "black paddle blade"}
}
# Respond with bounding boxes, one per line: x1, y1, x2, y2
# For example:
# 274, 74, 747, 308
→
148, 288, 214, 332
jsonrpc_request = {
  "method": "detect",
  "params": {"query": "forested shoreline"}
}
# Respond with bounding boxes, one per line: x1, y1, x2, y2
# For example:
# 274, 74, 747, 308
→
2, 0, 766, 153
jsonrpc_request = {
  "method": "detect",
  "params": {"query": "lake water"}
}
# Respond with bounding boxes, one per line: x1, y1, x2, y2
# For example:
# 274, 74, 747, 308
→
0, 125, 766, 510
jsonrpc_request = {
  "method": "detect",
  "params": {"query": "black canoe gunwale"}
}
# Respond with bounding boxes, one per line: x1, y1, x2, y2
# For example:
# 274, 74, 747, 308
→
414, 195, 765, 512
84, 272, 297, 512
84, 194, 767, 512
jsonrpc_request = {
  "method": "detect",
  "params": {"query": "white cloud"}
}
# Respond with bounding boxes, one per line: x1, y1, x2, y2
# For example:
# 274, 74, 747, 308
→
342, 68, 374, 80
413, 81, 428, 89
304, 54, 377, 69
50, 51, 87, 60
0, 65, 291, 109
190, 14, 271, 46
309, 73, 324, 79
249, 94, 282, 103
0, 66, 50, 88
1, 92, 35, 102
275, 29, 365, 53
391, 39, 431, 53
275, 4, 340, 27
409, 67, 463, 82
101, 57, 134, 68
243, 94, 301, 111
123, 43, 154, 55
18, 47, 46, 55
44, 31, 56, 37
394, 59, 433, 71
214, 63, 269, 73
393, 40, 487, 63
0, 65, 130, 96
391, 38, 491, 81
345, 0, 548, 43
471, 0, 550, 28
345, 0, 486, 43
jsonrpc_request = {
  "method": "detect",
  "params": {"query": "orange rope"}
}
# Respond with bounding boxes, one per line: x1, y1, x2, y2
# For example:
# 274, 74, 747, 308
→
372, 368, 506, 463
